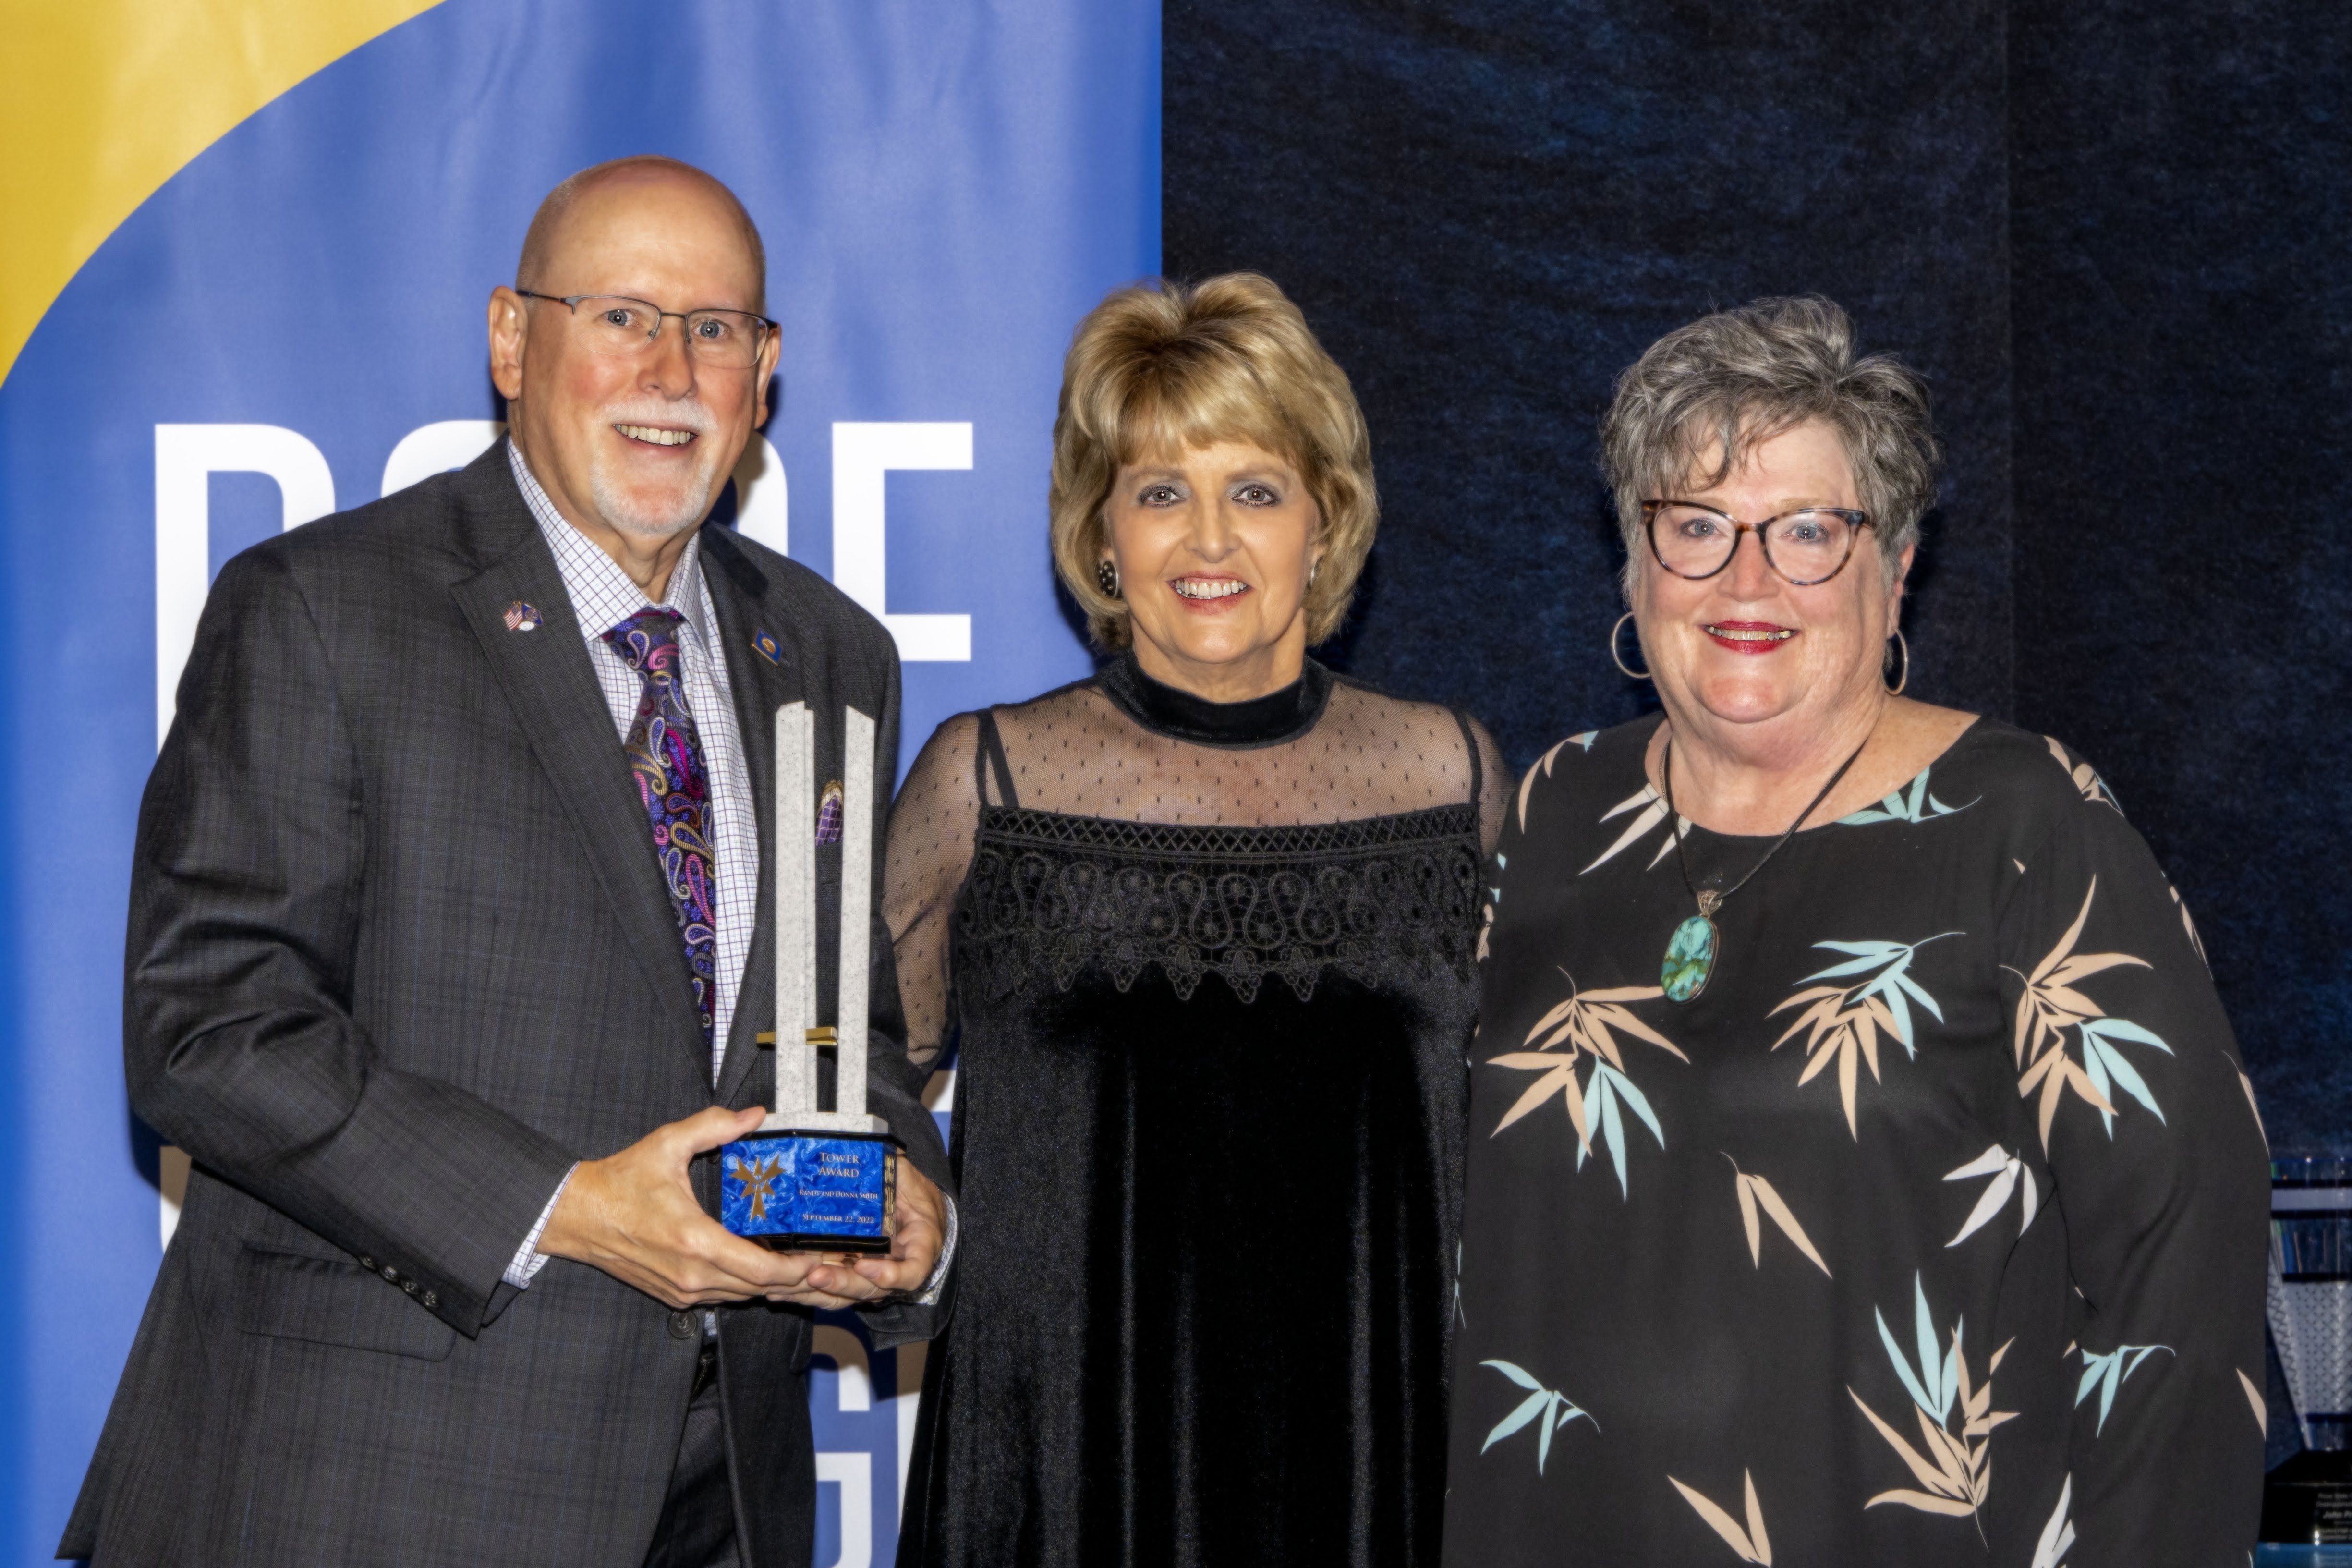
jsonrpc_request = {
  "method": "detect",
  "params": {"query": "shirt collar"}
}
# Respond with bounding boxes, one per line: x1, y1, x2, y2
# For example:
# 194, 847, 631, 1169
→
507, 440, 714, 646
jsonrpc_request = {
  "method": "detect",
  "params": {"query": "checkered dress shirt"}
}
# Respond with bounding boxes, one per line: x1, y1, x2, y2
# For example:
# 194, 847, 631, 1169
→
497, 444, 954, 1304
500, 443, 759, 1285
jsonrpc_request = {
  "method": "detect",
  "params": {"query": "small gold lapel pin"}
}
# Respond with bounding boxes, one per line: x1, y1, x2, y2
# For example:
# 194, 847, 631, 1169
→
504, 601, 542, 632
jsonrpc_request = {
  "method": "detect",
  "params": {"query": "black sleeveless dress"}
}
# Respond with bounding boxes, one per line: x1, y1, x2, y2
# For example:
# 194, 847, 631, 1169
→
896, 656, 1486, 1568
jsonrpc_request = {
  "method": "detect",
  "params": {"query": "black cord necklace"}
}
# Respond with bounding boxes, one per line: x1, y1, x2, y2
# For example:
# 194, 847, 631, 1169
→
1657, 728, 1871, 1003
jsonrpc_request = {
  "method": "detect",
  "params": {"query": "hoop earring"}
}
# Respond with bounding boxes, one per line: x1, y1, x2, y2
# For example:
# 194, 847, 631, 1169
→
1610, 612, 1651, 681
1884, 629, 1909, 696
1095, 559, 1120, 599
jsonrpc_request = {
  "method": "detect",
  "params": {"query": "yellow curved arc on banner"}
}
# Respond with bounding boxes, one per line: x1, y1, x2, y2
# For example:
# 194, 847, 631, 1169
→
0, 0, 447, 388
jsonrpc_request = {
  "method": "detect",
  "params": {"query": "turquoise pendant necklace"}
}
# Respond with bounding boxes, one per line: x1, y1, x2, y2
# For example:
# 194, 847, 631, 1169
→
1658, 729, 1869, 1004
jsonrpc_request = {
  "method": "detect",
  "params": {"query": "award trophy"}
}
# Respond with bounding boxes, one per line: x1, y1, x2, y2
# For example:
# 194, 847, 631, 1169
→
718, 702, 900, 1254
2262, 1156, 2352, 1544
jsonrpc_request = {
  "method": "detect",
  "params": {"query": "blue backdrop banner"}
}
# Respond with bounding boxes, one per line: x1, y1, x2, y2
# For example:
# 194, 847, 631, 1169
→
0, 1, 1158, 1560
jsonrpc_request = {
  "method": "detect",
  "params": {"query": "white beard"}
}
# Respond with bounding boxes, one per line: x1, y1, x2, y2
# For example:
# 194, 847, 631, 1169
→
586, 443, 728, 541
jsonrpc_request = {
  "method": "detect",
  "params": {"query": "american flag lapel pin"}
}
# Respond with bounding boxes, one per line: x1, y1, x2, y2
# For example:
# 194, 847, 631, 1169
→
504, 601, 542, 632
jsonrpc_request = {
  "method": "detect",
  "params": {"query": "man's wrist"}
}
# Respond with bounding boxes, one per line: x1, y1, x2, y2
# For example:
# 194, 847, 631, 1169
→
503, 1162, 581, 1288
915, 1193, 957, 1304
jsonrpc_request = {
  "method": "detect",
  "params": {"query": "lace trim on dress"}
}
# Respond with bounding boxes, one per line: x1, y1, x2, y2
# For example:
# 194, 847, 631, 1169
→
956, 802, 1483, 1004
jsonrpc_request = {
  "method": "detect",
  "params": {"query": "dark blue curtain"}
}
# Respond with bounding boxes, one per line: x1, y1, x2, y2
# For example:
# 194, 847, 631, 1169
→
1164, 0, 2349, 1176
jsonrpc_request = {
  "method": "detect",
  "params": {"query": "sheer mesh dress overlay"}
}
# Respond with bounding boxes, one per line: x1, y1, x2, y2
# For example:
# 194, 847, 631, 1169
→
886, 654, 1504, 1568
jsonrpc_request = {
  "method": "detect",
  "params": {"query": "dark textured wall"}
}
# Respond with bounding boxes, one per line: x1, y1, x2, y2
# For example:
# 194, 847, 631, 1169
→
1164, 0, 2013, 746
1164, 0, 2347, 1160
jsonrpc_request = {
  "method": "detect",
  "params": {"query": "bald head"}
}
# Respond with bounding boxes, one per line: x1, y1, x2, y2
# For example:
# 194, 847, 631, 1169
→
517, 156, 766, 313
488, 155, 781, 595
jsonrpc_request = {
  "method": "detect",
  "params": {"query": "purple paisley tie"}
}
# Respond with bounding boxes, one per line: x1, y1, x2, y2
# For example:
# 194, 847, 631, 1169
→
605, 608, 717, 1050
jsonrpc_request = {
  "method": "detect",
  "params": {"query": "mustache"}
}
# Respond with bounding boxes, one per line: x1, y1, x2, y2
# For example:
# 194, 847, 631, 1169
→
601, 401, 719, 438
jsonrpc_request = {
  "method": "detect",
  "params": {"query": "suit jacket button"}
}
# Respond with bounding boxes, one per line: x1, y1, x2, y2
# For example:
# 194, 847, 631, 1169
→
381, 1265, 400, 1282
401, 1278, 418, 1295
668, 1310, 695, 1340
357, 1256, 376, 1271
422, 1291, 438, 1309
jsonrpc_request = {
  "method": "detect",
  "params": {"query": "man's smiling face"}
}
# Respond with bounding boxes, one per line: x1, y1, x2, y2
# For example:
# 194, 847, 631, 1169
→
492, 164, 775, 550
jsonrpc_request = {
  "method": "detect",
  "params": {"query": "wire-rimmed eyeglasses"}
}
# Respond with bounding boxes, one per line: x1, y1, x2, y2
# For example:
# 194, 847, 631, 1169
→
1641, 500, 1876, 587
516, 290, 777, 369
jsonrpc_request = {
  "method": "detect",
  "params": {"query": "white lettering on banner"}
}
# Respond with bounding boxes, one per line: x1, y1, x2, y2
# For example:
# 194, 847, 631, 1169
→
154, 423, 335, 748
379, 419, 505, 497
811, 1325, 873, 1412
154, 424, 336, 1251
732, 434, 788, 556
831, 422, 972, 661
816, 1451, 873, 1568
895, 1340, 927, 1520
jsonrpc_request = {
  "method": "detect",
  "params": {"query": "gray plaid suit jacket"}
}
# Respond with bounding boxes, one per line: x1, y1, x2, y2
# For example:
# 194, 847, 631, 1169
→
61, 442, 951, 1567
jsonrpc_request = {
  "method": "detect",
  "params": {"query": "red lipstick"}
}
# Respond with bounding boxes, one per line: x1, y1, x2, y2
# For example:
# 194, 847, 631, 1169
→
1702, 620, 1797, 655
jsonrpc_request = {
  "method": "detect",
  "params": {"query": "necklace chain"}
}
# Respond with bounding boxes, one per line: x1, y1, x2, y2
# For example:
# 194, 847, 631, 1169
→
1660, 727, 1871, 917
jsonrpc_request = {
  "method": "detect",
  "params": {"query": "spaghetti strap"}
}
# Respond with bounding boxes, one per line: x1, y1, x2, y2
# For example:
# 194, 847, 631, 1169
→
974, 709, 1018, 809
1450, 707, 1482, 807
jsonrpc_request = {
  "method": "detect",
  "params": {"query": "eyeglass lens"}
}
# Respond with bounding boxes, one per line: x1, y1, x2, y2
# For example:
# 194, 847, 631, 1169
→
569, 296, 767, 368
1649, 505, 1858, 586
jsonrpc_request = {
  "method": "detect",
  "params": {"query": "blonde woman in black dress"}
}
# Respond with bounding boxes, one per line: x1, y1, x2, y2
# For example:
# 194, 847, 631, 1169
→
1443, 298, 2266, 1566
888, 274, 1505, 1568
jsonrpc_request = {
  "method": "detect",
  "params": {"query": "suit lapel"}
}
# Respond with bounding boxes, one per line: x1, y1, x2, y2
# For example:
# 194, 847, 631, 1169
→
702, 527, 806, 1105
446, 450, 707, 1074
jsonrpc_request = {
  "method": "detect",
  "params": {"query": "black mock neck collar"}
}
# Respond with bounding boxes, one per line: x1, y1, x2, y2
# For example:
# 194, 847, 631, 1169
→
1096, 651, 1334, 750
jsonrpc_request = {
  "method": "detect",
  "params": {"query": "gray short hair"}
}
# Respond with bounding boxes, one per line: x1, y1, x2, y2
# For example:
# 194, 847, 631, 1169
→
1599, 296, 1939, 592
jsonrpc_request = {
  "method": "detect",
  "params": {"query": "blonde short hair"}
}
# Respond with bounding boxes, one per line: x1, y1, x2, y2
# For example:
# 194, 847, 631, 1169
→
1050, 274, 1377, 650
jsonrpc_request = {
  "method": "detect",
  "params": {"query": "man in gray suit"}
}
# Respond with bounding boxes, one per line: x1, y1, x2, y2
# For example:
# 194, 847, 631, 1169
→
62, 156, 951, 1567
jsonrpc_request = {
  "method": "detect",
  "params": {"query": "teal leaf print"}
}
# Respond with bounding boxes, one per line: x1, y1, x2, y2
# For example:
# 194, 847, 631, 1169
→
1769, 934, 1958, 1137
1849, 1275, 2017, 1522
2010, 878, 2171, 1148
1485, 980, 1686, 1198
2074, 1343, 2172, 1434
1478, 1360, 1593, 1474
1942, 1144, 2039, 1248
2031, 1475, 2076, 1568
2075, 1017, 2173, 1131
1837, 766, 1977, 826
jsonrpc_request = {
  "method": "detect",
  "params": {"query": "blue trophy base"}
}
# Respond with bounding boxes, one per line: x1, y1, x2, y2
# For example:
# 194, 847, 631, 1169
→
719, 1128, 899, 1254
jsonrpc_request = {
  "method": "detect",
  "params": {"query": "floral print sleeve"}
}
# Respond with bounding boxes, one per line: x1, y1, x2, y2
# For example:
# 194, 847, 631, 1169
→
1995, 745, 2269, 1566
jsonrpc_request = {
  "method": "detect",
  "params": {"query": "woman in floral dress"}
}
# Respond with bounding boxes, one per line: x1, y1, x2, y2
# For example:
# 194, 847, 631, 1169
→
1442, 297, 2267, 1566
